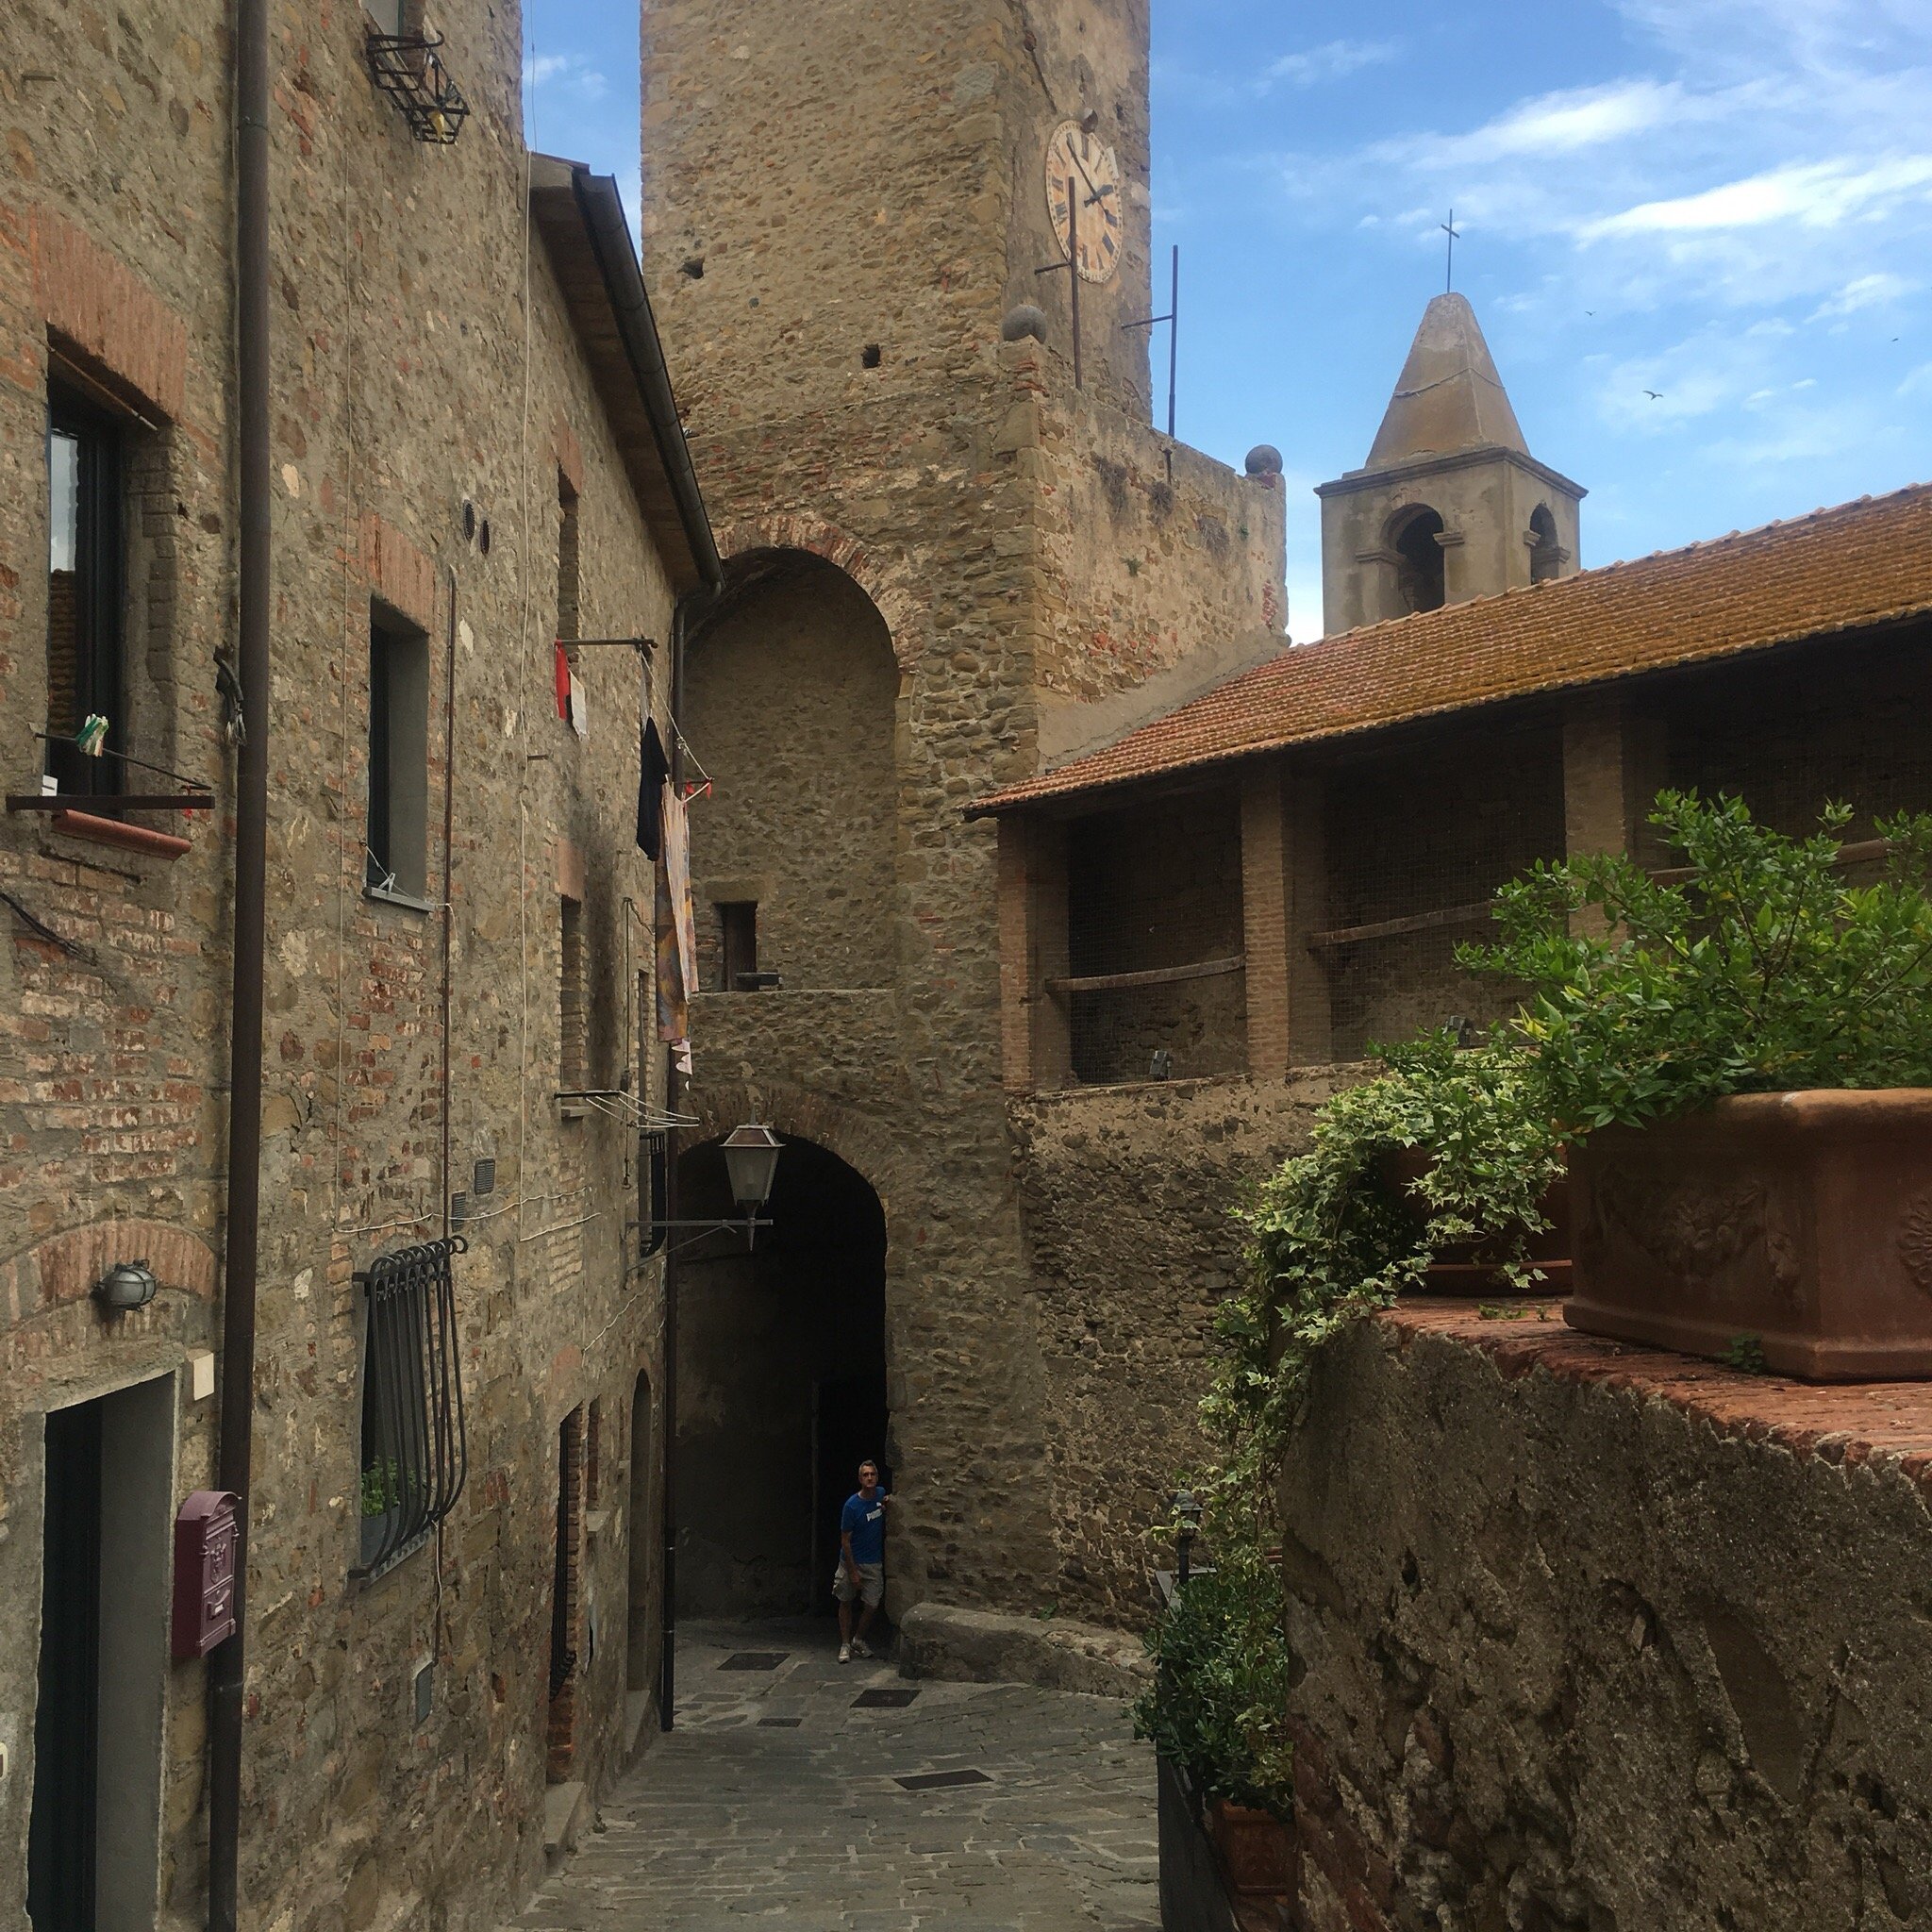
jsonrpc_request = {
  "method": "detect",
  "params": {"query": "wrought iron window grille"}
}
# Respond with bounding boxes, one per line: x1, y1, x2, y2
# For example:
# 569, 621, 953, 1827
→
365, 30, 472, 144
354, 1234, 468, 1582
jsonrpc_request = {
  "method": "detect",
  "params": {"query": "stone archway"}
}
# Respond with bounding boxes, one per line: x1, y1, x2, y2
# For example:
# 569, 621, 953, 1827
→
708, 512, 924, 671
673, 1129, 890, 1620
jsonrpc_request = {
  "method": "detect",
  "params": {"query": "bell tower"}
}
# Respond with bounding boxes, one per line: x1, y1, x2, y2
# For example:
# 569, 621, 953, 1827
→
1315, 292, 1585, 634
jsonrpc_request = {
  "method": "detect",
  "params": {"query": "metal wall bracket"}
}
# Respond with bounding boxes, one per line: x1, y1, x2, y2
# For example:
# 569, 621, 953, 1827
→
366, 31, 472, 144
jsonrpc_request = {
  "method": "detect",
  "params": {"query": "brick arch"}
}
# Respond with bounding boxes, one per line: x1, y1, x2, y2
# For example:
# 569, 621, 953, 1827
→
0, 1219, 219, 1332
708, 513, 924, 670
681, 1078, 911, 1229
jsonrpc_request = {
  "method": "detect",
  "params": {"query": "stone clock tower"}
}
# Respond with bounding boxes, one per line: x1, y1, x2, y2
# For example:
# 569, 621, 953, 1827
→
639, 0, 1286, 1624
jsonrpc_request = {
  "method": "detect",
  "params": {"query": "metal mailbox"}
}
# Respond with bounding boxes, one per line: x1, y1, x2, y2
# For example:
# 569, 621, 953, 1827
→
171, 1489, 241, 1660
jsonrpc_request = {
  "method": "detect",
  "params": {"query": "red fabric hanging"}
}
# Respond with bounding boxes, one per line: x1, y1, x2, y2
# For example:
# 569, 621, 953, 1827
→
554, 641, 572, 720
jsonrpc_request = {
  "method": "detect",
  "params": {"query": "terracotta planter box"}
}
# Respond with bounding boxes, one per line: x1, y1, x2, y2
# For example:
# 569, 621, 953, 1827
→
1207, 1798, 1296, 1896
1377, 1147, 1572, 1295
1567, 1090, 1932, 1380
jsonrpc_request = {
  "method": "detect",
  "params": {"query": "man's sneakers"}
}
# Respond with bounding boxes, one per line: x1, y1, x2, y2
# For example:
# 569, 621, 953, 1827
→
850, 1637, 874, 1659
838, 1643, 851, 1664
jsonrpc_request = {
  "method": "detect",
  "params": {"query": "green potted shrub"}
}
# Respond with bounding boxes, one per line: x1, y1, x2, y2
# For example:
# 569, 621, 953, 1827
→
1467, 793, 1932, 1378
1135, 1532, 1297, 1896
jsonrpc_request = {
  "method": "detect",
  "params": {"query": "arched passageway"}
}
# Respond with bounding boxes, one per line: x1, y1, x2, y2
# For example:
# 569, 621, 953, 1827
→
675, 1133, 889, 1617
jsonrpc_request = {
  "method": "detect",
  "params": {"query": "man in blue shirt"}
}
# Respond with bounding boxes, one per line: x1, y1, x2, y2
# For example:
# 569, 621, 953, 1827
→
834, 1459, 890, 1662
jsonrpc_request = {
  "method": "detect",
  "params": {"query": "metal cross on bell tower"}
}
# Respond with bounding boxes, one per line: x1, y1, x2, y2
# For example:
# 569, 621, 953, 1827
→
1441, 209, 1461, 294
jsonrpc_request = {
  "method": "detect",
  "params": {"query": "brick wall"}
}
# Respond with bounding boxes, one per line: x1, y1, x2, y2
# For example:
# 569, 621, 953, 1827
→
0, 6, 681, 1927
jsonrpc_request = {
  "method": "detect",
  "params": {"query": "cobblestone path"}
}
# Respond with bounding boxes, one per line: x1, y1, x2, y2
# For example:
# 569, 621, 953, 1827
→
513, 1620, 1159, 1931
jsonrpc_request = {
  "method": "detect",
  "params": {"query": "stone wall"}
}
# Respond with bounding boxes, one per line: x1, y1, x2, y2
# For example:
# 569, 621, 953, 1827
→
1009, 1072, 1343, 1622
0, 6, 686, 1927
1282, 1306, 1932, 1932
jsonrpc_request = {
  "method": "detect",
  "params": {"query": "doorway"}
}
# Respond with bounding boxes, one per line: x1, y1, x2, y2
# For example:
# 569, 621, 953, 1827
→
28, 1373, 175, 1932
626, 1369, 657, 1705
675, 1133, 888, 1618
547, 1407, 584, 1782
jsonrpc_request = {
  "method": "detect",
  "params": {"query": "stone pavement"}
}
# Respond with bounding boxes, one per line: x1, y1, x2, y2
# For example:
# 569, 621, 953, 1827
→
513, 1619, 1159, 1931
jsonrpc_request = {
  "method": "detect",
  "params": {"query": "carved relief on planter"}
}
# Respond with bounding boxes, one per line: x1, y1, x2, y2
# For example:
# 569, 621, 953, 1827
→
1896, 1188, 1932, 1295
1567, 1090, 1932, 1381
1591, 1170, 1802, 1303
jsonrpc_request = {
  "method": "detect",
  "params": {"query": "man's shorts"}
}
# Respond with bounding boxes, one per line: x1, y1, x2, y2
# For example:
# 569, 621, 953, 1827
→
833, 1561, 884, 1608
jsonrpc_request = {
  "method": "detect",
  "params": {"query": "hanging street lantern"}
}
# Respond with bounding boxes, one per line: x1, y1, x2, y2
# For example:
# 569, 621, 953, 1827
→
721, 1123, 783, 1215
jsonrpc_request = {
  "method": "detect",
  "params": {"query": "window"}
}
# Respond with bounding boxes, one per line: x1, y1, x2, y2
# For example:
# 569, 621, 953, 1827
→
45, 387, 124, 796
557, 474, 580, 649
559, 895, 589, 1091
1391, 507, 1446, 614
363, 0, 412, 32
367, 604, 429, 901
719, 901, 758, 989
355, 1236, 467, 1581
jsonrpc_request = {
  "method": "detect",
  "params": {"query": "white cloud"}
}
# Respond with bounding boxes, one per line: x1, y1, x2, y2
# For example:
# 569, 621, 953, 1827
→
523, 50, 608, 101
1263, 39, 1401, 92
1584, 154, 1932, 238
1809, 271, 1912, 317
1409, 79, 1684, 167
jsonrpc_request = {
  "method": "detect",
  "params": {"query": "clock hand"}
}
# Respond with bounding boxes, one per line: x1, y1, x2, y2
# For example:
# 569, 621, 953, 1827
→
1084, 183, 1116, 207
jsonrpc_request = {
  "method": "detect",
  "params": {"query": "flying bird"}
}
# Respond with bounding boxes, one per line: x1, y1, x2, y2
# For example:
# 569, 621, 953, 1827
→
1643, 389, 1664, 400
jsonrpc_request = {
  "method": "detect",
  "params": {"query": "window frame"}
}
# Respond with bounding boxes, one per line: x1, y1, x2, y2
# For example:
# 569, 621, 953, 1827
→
719, 900, 758, 990
366, 601, 432, 908
44, 385, 125, 797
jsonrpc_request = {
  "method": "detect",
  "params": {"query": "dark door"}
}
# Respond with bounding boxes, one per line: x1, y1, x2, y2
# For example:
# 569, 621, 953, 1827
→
812, 1374, 890, 1613
29, 1400, 103, 1931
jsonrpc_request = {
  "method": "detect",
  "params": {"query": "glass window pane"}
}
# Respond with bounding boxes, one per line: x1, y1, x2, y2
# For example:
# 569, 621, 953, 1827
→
48, 427, 78, 574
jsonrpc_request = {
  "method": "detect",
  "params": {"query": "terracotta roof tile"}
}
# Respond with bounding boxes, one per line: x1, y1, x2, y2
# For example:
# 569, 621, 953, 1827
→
973, 483, 1932, 816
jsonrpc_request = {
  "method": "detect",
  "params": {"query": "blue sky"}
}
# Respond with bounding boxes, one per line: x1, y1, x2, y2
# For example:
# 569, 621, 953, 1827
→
526, 0, 1932, 638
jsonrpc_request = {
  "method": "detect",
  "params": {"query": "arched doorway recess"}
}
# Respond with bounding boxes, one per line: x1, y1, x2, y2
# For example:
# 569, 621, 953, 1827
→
674, 1132, 889, 1618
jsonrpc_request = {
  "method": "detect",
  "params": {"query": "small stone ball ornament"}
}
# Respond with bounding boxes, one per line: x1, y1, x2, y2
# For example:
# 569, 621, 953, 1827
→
1001, 304, 1049, 344
1244, 444, 1284, 477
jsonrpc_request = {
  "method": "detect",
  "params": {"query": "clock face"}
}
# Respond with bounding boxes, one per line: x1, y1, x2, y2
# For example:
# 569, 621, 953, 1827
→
1045, 121, 1124, 284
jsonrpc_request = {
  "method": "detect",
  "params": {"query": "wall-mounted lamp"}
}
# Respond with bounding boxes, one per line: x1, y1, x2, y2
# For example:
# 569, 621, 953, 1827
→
720, 1124, 783, 1215
95, 1257, 159, 1313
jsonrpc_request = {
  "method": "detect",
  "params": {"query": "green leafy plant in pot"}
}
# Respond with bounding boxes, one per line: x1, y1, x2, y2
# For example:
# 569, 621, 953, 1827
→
1459, 792, 1932, 1377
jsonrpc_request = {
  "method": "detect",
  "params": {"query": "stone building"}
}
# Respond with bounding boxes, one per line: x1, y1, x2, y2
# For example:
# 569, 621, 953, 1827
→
1317, 291, 1585, 634
0, 8, 715, 1928
976, 483, 1932, 1617
636, 0, 1289, 1624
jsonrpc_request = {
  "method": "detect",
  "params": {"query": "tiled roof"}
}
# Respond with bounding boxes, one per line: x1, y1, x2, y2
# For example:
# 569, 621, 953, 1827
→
972, 483, 1932, 817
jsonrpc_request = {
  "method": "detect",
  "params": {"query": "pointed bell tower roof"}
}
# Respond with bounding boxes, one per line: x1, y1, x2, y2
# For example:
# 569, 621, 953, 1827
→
1364, 292, 1527, 470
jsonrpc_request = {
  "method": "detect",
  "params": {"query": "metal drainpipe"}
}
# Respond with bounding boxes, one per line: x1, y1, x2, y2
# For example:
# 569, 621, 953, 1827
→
658, 598, 686, 1731
441, 566, 458, 1239
209, 0, 271, 1924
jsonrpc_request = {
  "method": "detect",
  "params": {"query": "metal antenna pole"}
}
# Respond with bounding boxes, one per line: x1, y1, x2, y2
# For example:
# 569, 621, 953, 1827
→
1122, 242, 1178, 439
1068, 173, 1083, 391
1166, 243, 1178, 440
